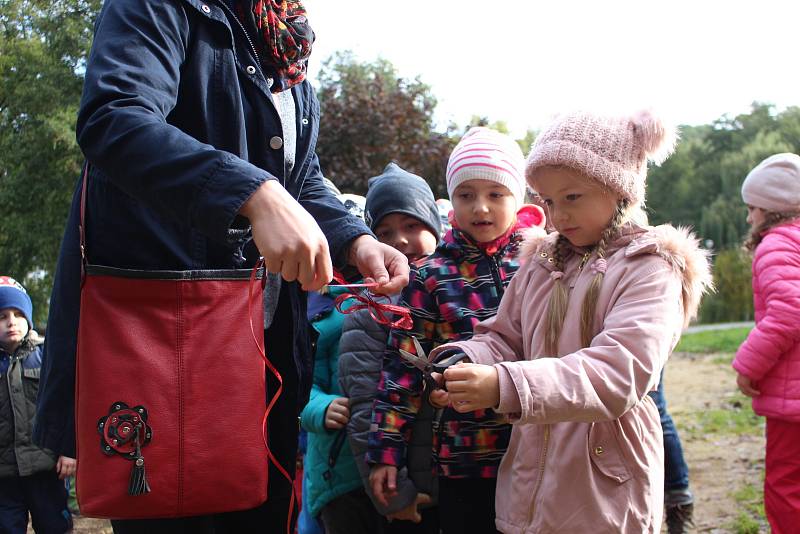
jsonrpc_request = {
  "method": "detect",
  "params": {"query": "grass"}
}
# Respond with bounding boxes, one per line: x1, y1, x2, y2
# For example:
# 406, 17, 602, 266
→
728, 482, 767, 534
685, 393, 763, 439
675, 327, 752, 354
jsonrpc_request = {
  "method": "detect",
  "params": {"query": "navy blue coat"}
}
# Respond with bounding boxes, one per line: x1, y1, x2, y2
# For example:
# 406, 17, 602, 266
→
34, 0, 370, 459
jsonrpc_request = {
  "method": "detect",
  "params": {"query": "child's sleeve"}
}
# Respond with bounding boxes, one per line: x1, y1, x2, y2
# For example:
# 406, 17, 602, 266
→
430, 259, 530, 365
495, 260, 684, 423
300, 315, 339, 435
366, 267, 438, 468
733, 237, 800, 380
338, 306, 420, 515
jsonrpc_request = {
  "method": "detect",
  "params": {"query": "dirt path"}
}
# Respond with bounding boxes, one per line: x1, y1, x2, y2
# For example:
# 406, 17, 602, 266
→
64, 351, 765, 533
664, 352, 766, 533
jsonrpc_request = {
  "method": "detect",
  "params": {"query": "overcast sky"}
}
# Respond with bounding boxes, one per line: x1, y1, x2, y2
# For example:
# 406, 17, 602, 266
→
303, 0, 798, 137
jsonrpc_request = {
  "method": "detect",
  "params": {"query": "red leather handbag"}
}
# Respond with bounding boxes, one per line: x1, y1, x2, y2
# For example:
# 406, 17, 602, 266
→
74, 167, 273, 519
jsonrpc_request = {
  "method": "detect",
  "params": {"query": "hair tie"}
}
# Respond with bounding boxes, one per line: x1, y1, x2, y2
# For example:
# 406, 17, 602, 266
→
550, 271, 564, 281
591, 258, 608, 275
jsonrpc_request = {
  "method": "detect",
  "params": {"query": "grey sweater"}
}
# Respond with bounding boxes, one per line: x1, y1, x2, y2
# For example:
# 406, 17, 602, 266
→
337, 296, 438, 515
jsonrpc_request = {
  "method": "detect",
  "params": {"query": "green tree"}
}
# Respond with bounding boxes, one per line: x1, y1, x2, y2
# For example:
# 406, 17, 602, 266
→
0, 0, 101, 326
699, 248, 754, 323
516, 128, 537, 155
315, 51, 456, 198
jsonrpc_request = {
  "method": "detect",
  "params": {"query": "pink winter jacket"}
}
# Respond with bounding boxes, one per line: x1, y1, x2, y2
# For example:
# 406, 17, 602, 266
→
432, 223, 712, 534
733, 219, 800, 421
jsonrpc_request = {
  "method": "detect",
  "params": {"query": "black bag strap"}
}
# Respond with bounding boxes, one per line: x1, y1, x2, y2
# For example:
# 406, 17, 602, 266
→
79, 163, 90, 284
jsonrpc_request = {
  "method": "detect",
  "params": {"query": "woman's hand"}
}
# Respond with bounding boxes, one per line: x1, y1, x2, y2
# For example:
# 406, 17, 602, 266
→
369, 464, 399, 507
348, 235, 409, 295
324, 397, 350, 430
240, 180, 332, 292
443, 363, 500, 413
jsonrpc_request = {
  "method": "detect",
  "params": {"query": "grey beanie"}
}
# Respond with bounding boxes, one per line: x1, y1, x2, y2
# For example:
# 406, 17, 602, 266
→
742, 153, 800, 213
365, 163, 442, 238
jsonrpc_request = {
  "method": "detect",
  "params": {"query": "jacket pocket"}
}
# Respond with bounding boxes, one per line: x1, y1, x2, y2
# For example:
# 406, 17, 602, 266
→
588, 421, 632, 484
22, 368, 40, 379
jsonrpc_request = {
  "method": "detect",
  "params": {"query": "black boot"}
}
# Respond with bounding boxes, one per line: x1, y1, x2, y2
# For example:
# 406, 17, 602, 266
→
665, 502, 694, 534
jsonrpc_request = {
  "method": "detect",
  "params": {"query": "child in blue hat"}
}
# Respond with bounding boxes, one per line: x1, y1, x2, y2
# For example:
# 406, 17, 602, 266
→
0, 276, 73, 533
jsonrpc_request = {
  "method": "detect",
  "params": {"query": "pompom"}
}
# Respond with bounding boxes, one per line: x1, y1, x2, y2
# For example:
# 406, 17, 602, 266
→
631, 109, 679, 165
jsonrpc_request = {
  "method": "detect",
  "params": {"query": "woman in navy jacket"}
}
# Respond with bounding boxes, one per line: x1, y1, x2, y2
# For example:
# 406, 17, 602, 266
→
33, 1, 408, 532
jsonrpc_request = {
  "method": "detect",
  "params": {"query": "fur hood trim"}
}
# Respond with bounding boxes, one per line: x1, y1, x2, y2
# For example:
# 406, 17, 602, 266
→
520, 225, 714, 326
518, 226, 550, 261
625, 225, 714, 326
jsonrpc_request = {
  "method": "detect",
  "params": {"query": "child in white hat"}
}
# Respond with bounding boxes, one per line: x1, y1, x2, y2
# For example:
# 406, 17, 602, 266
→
367, 128, 545, 534
734, 153, 800, 534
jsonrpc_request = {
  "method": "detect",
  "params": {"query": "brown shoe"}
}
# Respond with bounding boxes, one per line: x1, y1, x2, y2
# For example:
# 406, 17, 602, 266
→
666, 502, 694, 534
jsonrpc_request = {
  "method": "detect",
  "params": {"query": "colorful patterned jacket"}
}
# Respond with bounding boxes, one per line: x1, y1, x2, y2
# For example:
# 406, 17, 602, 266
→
367, 224, 530, 479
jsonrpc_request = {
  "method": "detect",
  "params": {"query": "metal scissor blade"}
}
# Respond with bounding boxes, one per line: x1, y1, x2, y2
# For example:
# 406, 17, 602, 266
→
398, 349, 430, 373
411, 336, 429, 362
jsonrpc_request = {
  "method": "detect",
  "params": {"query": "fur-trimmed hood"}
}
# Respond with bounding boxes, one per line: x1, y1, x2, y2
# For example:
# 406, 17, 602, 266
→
519, 224, 714, 327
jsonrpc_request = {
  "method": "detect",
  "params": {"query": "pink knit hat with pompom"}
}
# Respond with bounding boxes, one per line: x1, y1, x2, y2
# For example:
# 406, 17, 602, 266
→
525, 109, 678, 205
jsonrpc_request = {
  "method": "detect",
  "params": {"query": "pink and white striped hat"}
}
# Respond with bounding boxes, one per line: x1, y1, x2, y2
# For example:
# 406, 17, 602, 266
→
446, 127, 526, 206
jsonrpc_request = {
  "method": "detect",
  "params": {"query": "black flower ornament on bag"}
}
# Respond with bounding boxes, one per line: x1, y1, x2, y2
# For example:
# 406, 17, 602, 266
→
97, 402, 153, 496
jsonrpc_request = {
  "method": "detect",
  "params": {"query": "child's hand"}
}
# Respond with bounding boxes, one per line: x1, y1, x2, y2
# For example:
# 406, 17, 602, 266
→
736, 372, 760, 397
369, 464, 399, 507
387, 492, 432, 523
444, 363, 500, 413
56, 456, 76, 480
324, 397, 350, 430
428, 388, 449, 409
426, 372, 449, 408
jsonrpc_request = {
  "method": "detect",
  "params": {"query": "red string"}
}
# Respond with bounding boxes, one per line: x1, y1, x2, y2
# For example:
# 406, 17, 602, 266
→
327, 271, 413, 331
248, 260, 297, 534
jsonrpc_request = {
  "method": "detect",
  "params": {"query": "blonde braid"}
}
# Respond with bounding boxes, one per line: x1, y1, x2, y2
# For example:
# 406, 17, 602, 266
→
544, 234, 570, 355
579, 203, 629, 348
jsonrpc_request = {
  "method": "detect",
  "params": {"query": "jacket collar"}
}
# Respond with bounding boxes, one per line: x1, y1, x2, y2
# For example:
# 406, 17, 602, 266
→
522, 223, 713, 326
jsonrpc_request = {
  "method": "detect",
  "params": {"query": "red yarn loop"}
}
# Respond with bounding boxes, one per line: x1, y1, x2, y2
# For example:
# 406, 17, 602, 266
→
328, 271, 413, 331
248, 259, 297, 534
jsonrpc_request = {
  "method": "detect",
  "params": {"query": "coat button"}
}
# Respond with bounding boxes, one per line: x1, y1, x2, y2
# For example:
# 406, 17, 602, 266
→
201, 4, 211, 13
269, 136, 283, 150
594, 446, 604, 455
246, 65, 257, 75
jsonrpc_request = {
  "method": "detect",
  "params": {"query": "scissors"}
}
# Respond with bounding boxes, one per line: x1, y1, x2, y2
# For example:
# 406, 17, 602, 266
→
398, 337, 470, 391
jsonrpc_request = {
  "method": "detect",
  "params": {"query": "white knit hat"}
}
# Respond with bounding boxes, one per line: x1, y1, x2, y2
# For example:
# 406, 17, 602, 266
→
741, 153, 800, 213
446, 127, 526, 206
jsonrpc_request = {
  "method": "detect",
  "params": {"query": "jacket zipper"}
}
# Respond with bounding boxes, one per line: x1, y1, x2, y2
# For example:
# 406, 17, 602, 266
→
526, 251, 589, 525
214, 1, 288, 190
489, 256, 505, 297
526, 424, 551, 526
7, 356, 21, 452
215, 2, 264, 74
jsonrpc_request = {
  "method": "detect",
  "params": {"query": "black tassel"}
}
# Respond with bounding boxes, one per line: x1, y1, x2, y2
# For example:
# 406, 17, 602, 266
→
128, 456, 151, 496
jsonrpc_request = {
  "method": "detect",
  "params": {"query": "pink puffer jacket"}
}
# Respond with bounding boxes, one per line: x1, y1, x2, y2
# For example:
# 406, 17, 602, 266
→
733, 219, 800, 421
432, 224, 712, 534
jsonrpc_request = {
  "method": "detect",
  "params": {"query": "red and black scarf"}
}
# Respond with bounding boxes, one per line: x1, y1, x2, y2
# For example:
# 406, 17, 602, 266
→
240, 1, 314, 93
